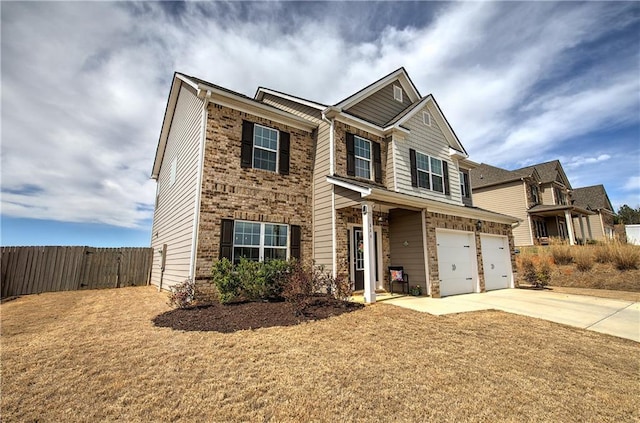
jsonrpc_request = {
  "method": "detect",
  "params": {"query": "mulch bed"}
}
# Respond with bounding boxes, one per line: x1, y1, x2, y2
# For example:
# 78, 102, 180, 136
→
152, 295, 363, 333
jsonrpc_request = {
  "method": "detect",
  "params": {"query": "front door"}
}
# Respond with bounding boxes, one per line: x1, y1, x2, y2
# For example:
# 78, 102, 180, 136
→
351, 227, 380, 291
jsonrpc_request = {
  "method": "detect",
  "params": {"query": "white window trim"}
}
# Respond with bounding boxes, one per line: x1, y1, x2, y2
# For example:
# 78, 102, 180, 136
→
415, 151, 444, 193
232, 220, 289, 262
253, 123, 279, 172
354, 135, 373, 180
393, 85, 403, 102
459, 171, 467, 197
423, 111, 431, 126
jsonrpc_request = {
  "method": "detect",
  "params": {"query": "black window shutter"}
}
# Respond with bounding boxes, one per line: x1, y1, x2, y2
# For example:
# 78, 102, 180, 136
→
409, 149, 418, 187
290, 225, 301, 260
463, 171, 470, 198
219, 219, 234, 260
279, 131, 290, 175
346, 133, 355, 176
241, 121, 253, 168
443, 161, 450, 195
373, 141, 382, 183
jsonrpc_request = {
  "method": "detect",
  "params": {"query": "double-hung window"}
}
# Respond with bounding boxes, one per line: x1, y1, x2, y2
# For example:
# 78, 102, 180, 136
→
241, 121, 290, 175
232, 221, 289, 263
354, 136, 372, 179
531, 185, 539, 205
414, 151, 444, 193
253, 124, 278, 172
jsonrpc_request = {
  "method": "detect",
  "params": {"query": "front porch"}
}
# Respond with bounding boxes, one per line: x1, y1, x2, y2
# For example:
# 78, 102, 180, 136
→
529, 205, 595, 245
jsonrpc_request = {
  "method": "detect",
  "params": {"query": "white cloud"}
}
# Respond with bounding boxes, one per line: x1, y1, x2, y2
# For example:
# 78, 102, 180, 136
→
623, 176, 640, 192
1, 1, 638, 228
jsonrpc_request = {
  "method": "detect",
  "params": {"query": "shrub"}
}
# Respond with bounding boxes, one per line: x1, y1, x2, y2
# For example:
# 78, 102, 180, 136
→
612, 244, 640, 271
573, 247, 594, 272
211, 258, 241, 304
550, 244, 573, 265
211, 258, 292, 304
519, 256, 538, 285
536, 260, 551, 288
168, 278, 196, 309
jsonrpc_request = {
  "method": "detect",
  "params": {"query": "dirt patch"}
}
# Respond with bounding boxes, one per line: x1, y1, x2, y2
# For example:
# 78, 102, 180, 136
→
152, 296, 363, 332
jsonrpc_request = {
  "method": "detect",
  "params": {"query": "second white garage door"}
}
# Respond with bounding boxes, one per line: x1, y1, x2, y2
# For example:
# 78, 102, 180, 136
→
480, 235, 513, 291
436, 230, 478, 297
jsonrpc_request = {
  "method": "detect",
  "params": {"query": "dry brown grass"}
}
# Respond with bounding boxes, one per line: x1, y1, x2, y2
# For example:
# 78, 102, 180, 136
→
2, 287, 639, 422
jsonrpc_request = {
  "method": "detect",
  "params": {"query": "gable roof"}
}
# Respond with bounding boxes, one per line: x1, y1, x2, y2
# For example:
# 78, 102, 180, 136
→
334, 67, 421, 109
571, 185, 614, 211
516, 160, 571, 188
470, 163, 539, 189
151, 73, 316, 179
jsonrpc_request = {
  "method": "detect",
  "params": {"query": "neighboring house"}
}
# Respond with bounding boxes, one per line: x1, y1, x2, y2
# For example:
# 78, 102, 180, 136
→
470, 160, 595, 246
150, 68, 519, 301
570, 185, 615, 241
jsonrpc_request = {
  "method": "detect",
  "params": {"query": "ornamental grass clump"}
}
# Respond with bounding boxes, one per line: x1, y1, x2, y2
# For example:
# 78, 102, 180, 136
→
550, 244, 573, 265
611, 244, 640, 271
573, 247, 594, 272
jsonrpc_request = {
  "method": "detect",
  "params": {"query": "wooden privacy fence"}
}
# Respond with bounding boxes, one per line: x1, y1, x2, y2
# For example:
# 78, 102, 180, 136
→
1, 246, 153, 299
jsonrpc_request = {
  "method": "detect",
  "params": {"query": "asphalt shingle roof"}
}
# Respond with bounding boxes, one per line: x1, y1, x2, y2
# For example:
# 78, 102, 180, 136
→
571, 185, 613, 211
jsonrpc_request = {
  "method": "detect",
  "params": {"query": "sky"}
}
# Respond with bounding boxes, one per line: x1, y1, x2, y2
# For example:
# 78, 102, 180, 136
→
1, 1, 639, 247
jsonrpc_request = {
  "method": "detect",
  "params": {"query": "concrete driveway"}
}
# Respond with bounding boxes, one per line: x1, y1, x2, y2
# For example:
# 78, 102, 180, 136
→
384, 289, 640, 342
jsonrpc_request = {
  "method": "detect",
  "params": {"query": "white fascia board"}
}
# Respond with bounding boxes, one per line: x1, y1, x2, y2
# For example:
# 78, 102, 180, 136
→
336, 69, 419, 109
255, 88, 326, 110
200, 85, 317, 132
326, 176, 372, 196
333, 112, 385, 137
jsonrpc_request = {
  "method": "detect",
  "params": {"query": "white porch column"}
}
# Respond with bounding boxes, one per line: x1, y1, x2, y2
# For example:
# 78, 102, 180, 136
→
564, 210, 576, 246
362, 201, 376, 304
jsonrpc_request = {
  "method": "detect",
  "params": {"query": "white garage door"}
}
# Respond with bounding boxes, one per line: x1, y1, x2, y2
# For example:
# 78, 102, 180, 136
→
480, 235, 512, 291
436, 230, 477, 297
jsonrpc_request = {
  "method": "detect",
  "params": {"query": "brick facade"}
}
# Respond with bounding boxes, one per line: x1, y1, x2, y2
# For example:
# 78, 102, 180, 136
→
333, 121, 388, 187
194, 104, 315, 294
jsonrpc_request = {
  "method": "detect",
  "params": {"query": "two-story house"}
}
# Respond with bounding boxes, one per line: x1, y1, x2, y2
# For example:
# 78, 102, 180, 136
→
470, 160, 595, 246
150, 68, 519, 301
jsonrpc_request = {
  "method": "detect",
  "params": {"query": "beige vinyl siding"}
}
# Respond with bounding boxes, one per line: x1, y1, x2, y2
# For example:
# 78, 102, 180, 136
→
334, 186, 361, 209
261, 94, 323, 122
312, 121, 333, 271
344, 81, 412, 126
540, 184, 554, 205
389, 209, 426, 290
150, 83, 203, 289
394, 105, 463, 206
573, 214, 605, 241
473, 181, 532, 246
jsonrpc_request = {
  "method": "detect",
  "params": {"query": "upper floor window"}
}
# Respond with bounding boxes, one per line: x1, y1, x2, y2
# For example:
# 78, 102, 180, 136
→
354, 136, 371, 179
346, 133, 382, 183
253, 124, 278, 172
555, 187, 567, 205
241, 120, 290, 175
393, 85, 403, 102
459, 171, 470, 198
531, 185, 539, 205
410, 149, 449, 194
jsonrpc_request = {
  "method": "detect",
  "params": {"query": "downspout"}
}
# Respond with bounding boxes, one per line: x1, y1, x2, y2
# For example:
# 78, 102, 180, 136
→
189, 90, 211, 280
322, 113, 338, 277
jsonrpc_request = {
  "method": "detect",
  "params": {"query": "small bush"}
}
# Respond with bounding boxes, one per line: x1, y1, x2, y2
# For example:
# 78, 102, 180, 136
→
551, 245, 573, 265
612, 244, 640, 271
211, 258, 241, 304
573, 248, 594, 272
168, 278, 196, 309
536, 260, 551, 288
519, 256, 538, 285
